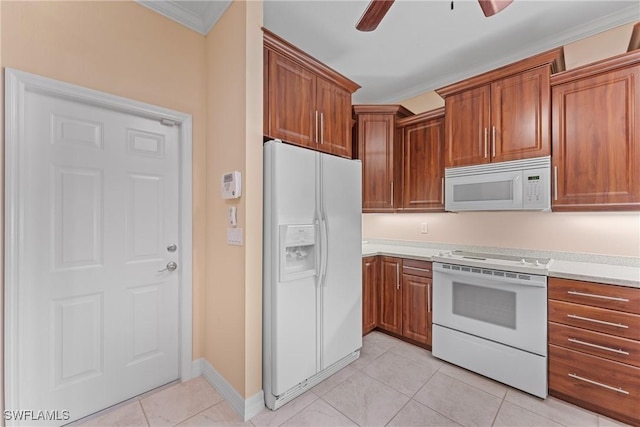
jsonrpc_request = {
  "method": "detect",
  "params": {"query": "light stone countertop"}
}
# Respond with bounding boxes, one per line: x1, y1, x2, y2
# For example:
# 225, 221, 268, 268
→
362, 241, 640, 288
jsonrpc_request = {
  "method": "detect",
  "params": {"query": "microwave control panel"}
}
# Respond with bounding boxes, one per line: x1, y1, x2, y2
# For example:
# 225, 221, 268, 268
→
523, 168, 550, 210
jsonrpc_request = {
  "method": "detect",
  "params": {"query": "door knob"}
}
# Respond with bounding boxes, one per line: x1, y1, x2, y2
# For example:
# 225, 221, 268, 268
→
158, 261, 178, 272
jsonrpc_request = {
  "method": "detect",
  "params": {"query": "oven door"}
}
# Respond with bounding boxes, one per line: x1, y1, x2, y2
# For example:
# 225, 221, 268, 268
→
432, 262, 547, 356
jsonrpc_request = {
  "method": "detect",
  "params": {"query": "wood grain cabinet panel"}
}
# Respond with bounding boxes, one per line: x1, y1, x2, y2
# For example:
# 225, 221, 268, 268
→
491, 67, 550, 162
437, 48, 563, 168
378, 257, 402, 335
317, 78, 352, 158
267, 51, 317, 149
401, 263, 432, 346
264, 30, 360, 159
354, 106, 412, 212
444, 86, 491, 167
551, 54, 640, 211
548, 275, 640, 425
362, 256, 378, 336
398, 111, 445, 211
549, 344, 640, 425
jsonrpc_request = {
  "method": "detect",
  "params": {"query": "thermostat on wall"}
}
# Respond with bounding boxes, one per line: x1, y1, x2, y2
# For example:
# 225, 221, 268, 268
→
221, 171, 242, 199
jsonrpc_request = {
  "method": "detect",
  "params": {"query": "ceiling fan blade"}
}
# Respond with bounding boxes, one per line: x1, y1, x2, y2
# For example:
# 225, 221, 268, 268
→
478, 0, 514, 17
356, 0, 395, 32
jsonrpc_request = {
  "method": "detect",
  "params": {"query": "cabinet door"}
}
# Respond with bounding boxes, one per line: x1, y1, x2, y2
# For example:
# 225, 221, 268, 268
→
362, 256, 378, 335
444, 85, 491, 167
379, 257, 402, 335
552, 65, 640, 210
317, 77, 352, 158
402, 274, 431, 345
401, 117, 445, 211
267, 51, 317, 149
358, 114, 396, 211
491, 67, 551, 162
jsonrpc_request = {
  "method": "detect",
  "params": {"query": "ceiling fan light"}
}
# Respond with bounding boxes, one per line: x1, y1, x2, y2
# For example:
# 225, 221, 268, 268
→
478, 0, 514, 17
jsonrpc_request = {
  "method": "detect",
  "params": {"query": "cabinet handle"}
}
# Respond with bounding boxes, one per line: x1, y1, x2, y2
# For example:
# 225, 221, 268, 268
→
484, 128, 488, 158
427, 283, 431, 313
390, 182, 394, 208
553, 165, 558, 201
567, 337, 629, 355
315, 110, 319, 143
568, 373, 629, 395
396, 263, 400, 290
441, 178, 444, 204
403, 266, 431, 273
320, 112, 325, 144
567, 290, 629, 302
491, 126, 496, 157
567, 314, 629, 329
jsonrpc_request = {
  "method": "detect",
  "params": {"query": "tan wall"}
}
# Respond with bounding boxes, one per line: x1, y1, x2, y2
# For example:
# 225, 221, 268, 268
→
204, 0, 263, 397
0, 0, 208, 363
381, 22, 640, 258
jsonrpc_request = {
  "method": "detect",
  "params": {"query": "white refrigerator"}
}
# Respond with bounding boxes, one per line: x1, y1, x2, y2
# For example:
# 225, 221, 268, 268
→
263, 140, 362, 410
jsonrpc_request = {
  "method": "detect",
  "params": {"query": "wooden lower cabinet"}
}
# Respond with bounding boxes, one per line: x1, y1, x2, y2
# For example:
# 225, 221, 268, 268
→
549, 345, 640, 424
379, 256, 403, 335
364, 256, 432, 346
362, 256, 378, 335
401, 259, 432, 346
548, 277, 640, 425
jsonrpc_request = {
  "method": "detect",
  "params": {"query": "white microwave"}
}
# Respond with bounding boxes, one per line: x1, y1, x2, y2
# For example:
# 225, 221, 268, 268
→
444, 156, 551, 212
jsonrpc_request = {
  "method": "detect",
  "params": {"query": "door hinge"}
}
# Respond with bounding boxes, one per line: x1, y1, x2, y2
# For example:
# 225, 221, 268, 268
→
160, 118, 177, 127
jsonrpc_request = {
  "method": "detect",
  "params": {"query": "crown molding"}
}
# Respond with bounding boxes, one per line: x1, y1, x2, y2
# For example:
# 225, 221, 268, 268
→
136, 0, 231, 35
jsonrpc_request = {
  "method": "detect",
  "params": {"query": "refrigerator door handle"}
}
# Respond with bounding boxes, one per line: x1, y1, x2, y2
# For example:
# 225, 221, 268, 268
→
319, 218, 329, 286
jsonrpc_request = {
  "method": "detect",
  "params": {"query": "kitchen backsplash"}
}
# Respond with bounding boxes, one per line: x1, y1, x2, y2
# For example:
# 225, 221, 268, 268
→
362, 211, 640, 259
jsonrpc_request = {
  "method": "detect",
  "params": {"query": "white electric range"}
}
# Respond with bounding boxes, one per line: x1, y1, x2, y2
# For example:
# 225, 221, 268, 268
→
431, 250, 553, 398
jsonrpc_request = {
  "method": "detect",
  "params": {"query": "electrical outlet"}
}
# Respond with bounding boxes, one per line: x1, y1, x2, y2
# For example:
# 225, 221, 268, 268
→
420, 223, 428, 234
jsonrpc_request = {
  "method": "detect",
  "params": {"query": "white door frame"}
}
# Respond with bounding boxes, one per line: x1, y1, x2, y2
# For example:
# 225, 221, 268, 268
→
3, 68, 193, 412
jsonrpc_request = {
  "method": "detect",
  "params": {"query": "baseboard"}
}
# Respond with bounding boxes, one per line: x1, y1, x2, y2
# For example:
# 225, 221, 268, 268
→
192, 358, 265, 421
191, 358, 204, 377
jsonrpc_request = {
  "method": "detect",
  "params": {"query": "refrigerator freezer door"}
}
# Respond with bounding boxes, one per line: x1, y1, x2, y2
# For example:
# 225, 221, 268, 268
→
264, 142, 319, 396
319, 153, 363, 369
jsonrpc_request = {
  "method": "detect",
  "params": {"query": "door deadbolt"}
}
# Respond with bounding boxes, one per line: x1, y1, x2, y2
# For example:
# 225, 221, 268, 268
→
158, 261, 178, 272
167, 243, 177, 253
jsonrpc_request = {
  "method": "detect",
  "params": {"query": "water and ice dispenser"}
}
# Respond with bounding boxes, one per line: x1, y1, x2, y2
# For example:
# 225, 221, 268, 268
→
279, 224, 316, 281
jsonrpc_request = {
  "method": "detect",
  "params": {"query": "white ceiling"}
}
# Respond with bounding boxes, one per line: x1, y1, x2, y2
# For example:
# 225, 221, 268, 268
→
140, 0, 639, 104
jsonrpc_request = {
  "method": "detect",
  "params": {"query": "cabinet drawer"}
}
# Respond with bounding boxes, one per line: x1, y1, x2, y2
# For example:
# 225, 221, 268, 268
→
549, 344, 640, 424
549, 300, 640, 340
549, 322, 640, 367
402, 259, 432, 278
549, 278, 640, 314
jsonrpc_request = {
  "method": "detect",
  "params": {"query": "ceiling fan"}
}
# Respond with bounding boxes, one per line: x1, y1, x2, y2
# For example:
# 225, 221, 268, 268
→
356, 0, 514, 32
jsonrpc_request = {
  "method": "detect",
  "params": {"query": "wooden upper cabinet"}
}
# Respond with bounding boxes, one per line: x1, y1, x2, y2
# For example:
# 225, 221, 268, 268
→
444, 86, 490, 167
264, 29, 360, 159
354, 105, 412, 212
437, 48, 564, 168
267, 51, 316, 149
551, 51, 640, 211
491, 67, 550, 162
398, 109, 445, 211
317, 77, 352, 157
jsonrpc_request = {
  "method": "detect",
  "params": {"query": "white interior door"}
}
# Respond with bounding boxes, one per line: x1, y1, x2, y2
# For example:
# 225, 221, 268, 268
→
11, 82, 181, 423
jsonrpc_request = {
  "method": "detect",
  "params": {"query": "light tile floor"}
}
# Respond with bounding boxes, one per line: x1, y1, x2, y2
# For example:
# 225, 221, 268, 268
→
75, 331, 629, 427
